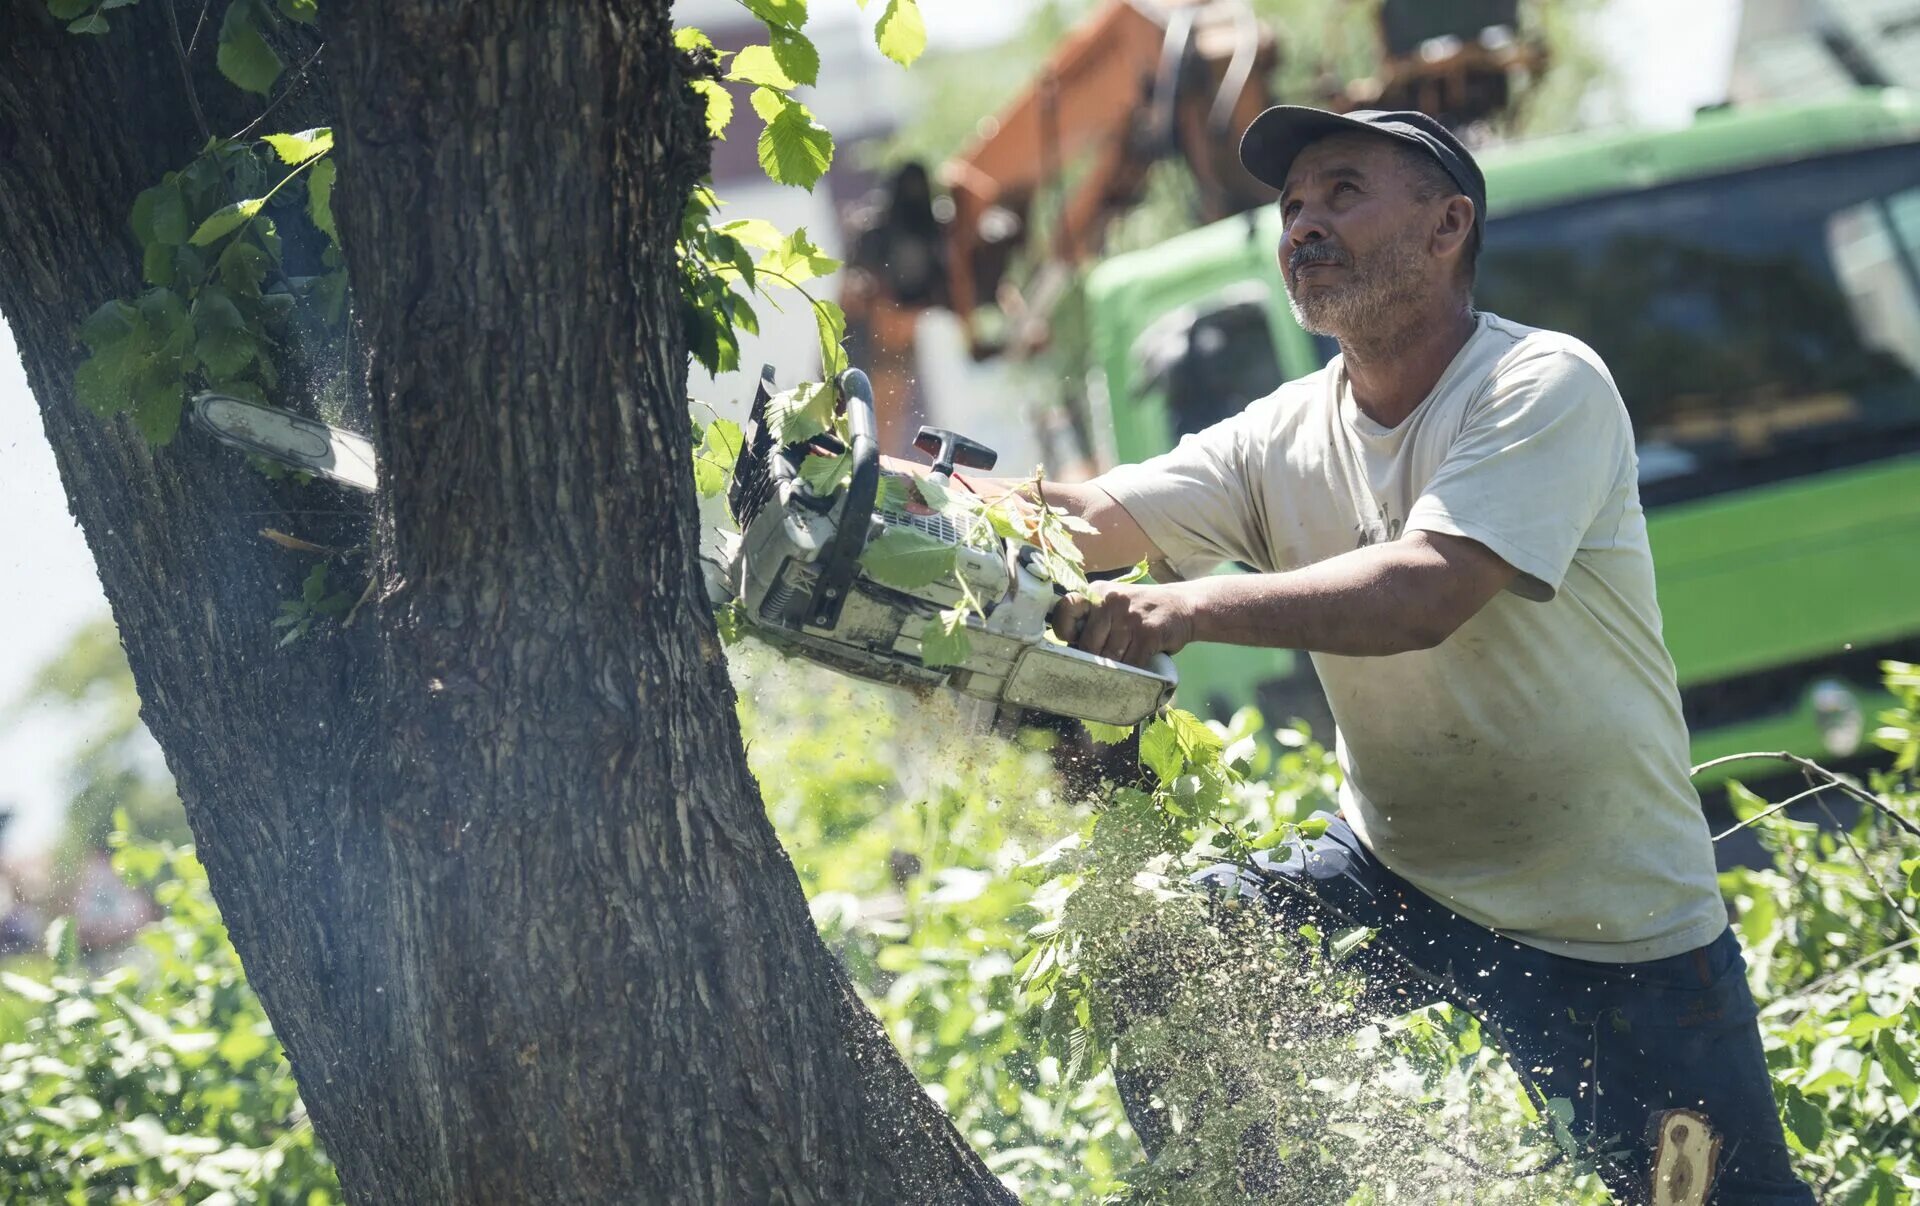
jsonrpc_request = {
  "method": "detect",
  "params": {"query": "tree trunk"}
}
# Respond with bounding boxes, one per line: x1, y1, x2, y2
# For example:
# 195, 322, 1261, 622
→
0, 2, 1012, 1201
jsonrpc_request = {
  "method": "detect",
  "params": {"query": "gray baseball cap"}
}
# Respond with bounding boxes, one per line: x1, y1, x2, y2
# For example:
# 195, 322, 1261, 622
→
1240, 106, 1487, 239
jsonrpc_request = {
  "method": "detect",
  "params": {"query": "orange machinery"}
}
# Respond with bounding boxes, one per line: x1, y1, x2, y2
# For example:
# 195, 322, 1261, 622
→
941, 0, 1279, 354
838, 0, 1540, 455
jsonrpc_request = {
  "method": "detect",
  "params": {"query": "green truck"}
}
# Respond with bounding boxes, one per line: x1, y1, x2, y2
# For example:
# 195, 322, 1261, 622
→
1084, 89, 1920, 784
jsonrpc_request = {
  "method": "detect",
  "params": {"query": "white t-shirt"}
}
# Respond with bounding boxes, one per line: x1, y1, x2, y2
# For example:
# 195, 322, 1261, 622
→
1096, 311, 1725, 963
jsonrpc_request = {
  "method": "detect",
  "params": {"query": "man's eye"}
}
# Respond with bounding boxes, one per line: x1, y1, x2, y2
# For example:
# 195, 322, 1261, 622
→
1281, 202, 1300, 219
1335, 181, 1359, 195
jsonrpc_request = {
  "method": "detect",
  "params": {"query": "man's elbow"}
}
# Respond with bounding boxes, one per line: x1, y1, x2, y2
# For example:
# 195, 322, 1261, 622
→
1402, 611, 1464, 653
1392, 533, 1515, 651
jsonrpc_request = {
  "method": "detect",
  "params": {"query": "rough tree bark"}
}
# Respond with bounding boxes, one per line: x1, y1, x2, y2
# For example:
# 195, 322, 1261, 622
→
0, 1, 1014, 1201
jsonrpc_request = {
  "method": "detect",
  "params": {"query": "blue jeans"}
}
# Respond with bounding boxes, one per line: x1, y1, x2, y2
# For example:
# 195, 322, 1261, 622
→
1134, 812, 1812, 1204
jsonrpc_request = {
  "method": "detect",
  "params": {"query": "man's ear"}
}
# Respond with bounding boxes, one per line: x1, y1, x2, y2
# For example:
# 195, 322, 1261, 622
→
1432, 195, 1476, 262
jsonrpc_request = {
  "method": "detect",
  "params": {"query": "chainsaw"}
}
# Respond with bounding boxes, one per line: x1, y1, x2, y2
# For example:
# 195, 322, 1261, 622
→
188, 366, 1176, 728
710, 367, 1175, 727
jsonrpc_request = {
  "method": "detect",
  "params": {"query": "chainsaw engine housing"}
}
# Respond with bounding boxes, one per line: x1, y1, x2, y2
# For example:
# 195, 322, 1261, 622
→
714, 367, 1175, 727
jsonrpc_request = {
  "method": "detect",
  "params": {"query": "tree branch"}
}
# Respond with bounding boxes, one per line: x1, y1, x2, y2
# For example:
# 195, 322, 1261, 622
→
1692, 750, 1920, 840
163, 0, 211, 143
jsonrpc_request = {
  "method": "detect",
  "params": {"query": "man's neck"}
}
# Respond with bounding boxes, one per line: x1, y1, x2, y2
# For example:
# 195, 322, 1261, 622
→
1339, 302, 1478, 429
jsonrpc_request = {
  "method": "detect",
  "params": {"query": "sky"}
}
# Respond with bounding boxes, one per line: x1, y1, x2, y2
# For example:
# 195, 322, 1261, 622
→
0, 0, 1744, 856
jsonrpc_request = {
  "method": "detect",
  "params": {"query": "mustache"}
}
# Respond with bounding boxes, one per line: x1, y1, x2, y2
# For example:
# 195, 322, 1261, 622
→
1288, 243, 1351, 274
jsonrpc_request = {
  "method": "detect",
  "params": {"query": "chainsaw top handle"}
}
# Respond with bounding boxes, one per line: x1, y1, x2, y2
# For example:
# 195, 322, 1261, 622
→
805, 368, 880, 629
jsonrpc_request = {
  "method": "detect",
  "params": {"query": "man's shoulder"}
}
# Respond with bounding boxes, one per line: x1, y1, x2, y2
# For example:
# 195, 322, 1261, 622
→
1476, 312, 1619, 395
1250, 362, 1339, 425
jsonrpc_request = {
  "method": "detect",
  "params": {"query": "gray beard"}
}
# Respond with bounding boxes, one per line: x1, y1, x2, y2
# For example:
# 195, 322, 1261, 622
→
1285, 227, 1433, 344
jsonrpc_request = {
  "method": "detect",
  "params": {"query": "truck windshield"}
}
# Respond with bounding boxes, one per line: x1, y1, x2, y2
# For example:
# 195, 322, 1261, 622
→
1477, 140, 1920, 505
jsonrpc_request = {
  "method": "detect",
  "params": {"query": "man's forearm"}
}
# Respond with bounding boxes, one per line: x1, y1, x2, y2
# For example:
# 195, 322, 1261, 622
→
1173, 539, 1488, 657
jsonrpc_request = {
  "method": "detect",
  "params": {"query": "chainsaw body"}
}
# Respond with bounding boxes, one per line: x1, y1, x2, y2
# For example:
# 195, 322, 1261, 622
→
709, 367, 1176, 727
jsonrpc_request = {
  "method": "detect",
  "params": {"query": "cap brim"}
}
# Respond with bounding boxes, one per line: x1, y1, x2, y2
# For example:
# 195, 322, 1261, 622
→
1238, 106, 1392, 193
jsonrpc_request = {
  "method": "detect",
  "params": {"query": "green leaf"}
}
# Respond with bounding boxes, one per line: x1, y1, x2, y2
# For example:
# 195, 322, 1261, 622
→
765, 380, 834, 445
137, 288, 194, 361
74, 300, 151, 419
217, 240, 271, 297
1139, 718, 1184, 783
1165, 707, 1225, 762
814, 298, 848, 378
192, 287, 259, 377
78, 298, 139, 352
691, 80, 733, 139
189, 197, 265, 246
263, 127, 333, 165
859, 526, 959, 591
768, 26, 820, 87
1330, 926, 1375, 958
1297, 815, 1330, 840
1779, 1084, 1826, 1152
875, 0, 926, 67
751, 89, 833, 190
46, 916, 78, 969
717, 217, 784, 250
142, 242, 175, 287
217, 0, 284, 95
919, 607, 971, 669
741, 0, 807, 29
307, 156, 337, 242
675, 26, 716, 53
797, 450, 850, 496
67, 12, 110, 34
310, 269, 348, 324
276, 0, 316, 23
131, 361, 185, 445
759, 226, 839, 287
134, 180, 190, 247
729, 46, 799, 91
692, 418, 743, 497
0, 969, 55, 1003
47, 0, 93, 18
1875, 1029, 1920, 1106
1084, 720, 1132, 745
218, 1022, 273, 1068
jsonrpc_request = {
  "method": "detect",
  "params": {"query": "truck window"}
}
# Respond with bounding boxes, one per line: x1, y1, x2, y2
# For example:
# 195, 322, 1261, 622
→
1476, 141, 1920, 505
1131, 284, 1284, 438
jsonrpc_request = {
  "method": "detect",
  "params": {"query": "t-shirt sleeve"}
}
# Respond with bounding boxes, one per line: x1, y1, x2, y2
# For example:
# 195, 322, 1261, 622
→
1404, 345, 1630, 602
1090, 406, 1269, 577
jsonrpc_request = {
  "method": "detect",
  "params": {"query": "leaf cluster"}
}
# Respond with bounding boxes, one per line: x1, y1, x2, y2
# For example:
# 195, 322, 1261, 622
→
0, 832, 338, 1202
72, 128, 342, 447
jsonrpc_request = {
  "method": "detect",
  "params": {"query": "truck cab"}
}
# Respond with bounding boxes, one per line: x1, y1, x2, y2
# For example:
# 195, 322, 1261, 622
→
1084, 90, 1920, 780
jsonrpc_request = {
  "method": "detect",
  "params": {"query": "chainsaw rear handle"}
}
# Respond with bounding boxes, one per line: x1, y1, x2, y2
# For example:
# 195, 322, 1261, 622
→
806, 368, 880, 628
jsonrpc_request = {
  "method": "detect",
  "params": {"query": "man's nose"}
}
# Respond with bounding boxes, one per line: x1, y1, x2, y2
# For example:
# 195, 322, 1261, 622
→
1287, 210, 1330, 248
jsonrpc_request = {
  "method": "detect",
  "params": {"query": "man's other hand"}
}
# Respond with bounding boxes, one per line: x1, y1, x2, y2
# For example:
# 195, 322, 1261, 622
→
1049, 582, 1195, 667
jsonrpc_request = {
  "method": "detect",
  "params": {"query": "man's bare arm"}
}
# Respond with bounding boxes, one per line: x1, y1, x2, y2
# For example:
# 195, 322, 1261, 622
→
1052, 531, 1518, 664
880, 456, 1162, 572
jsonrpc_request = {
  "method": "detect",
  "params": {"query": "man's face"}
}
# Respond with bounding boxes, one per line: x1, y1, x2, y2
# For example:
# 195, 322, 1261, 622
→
1276, 134, 1446, 341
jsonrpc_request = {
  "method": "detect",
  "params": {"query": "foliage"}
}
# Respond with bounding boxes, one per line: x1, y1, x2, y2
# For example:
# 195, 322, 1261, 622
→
6, 657, 1916, 1201
1716, 667, 1920, 1203
0, 831, 338, 1202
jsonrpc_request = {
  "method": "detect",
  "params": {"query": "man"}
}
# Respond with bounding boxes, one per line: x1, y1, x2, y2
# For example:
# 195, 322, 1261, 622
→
941, 108, 1811, 1201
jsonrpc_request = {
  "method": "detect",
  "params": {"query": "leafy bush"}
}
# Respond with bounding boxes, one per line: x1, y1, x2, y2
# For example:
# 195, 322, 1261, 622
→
1716, 661, 1920, 1203
4, 660, 1915, 1202
0, 835, 338, 1203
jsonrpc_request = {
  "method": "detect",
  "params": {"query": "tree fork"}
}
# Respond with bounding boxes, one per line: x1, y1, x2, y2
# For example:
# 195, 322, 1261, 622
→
3, 0, 1013, 1199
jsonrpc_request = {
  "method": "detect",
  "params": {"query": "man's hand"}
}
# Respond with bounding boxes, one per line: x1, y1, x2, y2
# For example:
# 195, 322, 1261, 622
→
1049, 582, 1196, 667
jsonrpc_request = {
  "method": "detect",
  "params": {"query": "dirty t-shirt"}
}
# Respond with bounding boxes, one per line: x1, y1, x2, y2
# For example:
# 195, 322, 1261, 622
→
1095, 311, 1725, 962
